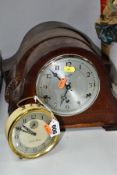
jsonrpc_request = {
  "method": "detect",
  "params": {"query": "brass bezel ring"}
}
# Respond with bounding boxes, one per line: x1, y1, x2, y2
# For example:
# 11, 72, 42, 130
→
6, 104, 59, 159
17, 96, 38, 107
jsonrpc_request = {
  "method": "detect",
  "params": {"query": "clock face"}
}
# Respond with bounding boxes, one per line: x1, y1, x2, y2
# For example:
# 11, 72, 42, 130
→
7, 106, 59, 159
12, 112, 51, 155
36, 54, 100, 116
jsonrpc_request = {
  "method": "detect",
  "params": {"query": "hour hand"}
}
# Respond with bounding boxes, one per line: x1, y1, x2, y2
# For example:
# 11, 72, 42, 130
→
49, 69, 61, 80
16, 127, 36, 136
22, 125, 36, 136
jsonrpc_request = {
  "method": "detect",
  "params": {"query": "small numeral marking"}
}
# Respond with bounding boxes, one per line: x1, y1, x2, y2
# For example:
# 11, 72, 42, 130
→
46, 74, 52, 78
77, 101, 81, 105
65, 105, 70, 109
31, 114, 36, 119
66, 62, 72, 67
15, 135, 19, 139
79, 65, 81, 70
87, 72, 91, 77
23, 118, 27, 124
86, 93, 92, 98
43, 85, 48, 89
89, 83, 93, 88
55, 65, 59, 70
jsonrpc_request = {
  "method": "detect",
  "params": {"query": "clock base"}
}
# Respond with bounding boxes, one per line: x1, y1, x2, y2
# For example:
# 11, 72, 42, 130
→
103, 125, 117, 131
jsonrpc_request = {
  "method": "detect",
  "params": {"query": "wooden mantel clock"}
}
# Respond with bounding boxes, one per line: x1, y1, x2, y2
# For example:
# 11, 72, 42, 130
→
3, 21, 117, 130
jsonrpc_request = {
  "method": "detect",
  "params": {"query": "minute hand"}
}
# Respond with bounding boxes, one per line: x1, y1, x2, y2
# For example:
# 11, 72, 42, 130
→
60, 82, 71, 105
22, 125, 36, 136
16, 127, 36, 136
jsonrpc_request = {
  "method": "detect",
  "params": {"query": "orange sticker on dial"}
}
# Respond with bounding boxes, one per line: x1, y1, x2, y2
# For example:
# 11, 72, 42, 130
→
44, 124, 52, 135
58, 78, 67, 89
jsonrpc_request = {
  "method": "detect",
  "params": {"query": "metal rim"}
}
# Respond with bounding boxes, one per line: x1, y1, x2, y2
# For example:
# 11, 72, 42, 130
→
6, 104, 59, 159
36, 54, 100, 116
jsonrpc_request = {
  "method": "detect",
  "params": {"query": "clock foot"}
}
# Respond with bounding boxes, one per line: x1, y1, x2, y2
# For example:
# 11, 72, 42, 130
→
103, 125, 117, 131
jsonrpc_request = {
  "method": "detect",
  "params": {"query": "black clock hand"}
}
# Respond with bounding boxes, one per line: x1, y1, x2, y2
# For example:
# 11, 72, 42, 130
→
16, 127, 36, 136
49, 69, 61, 80
60, 82, 71, 105
60, 95, 67, 106
22, 125, 36, 136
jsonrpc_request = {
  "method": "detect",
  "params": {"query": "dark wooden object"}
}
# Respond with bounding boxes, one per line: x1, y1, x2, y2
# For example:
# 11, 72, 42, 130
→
0, 54, 2, 93
3, 21, 117, 130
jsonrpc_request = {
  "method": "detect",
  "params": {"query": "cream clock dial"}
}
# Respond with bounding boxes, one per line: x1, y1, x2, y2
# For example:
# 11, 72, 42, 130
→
6, 104, 59, 159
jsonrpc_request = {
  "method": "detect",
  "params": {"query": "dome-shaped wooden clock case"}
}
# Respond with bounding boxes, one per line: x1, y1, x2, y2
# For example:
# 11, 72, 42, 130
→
3, 21, 117, 130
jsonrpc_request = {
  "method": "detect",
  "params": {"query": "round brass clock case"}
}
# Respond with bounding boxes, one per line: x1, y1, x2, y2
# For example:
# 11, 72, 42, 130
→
3, 21, 117, 130
6, 104, 59, 159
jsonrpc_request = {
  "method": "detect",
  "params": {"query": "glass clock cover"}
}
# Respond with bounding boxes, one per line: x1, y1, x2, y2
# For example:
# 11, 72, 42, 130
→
36, 54, 100, 116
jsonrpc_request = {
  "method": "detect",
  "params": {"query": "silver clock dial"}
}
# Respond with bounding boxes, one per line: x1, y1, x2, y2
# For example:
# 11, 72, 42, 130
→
36, 54, 100, 116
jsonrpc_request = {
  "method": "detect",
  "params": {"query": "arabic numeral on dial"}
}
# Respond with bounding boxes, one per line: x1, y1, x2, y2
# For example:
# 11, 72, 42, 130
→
65, 105, 70, 109
43, 85, 48, 89
53, 102, 57, 109
89, 83, 93, 88
15, 135, 19, 140
86, 93, 92, 98
55, 65, 59, 70
23, 118, 27, 124
79, 64, 81, 70
41, 115, 44, 120
52, 125, 57, 134
66, 62, 72, 67
77, 101, 81, 105
33, 147, 37, 152
46, 74, 52, 78
18, 142, 22, 147
87, 72, 91, 77
24, 147, 28, 152
43, 95, 51, 103
31, 114, 36, 119
16, 126, 21, 131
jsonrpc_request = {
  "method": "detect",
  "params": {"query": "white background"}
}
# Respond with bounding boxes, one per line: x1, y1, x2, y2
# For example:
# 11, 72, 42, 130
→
0, 0, 100, 58
0, 1, 117, 175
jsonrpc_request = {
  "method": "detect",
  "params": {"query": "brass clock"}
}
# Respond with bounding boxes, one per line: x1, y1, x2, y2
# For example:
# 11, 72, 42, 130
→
3, 21, 117, 130
5, 97, 60, 159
